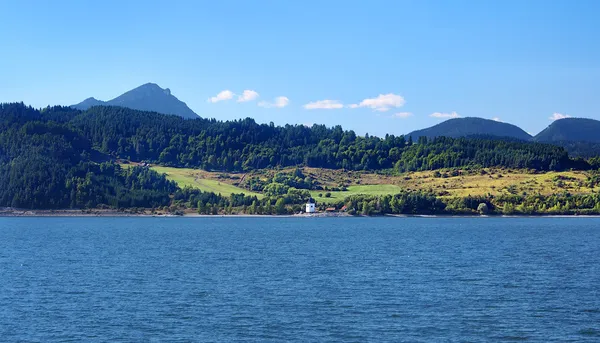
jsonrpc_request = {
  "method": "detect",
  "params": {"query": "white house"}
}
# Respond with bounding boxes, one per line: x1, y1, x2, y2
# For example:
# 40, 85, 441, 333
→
305, 198, 316, 213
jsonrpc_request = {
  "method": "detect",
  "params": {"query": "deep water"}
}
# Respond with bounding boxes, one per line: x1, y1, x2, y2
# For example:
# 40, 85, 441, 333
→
1, 217, 599, 342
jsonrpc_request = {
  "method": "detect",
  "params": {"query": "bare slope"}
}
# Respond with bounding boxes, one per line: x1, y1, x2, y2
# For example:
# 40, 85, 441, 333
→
72, 83, 198, 119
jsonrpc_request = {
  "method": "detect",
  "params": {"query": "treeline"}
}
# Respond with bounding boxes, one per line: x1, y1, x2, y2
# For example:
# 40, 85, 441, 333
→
161, 188, 600, 216
12, 103, 585, 172
2, 103, 591, 174
171, 187, 313, 215
338, 192, 600, 216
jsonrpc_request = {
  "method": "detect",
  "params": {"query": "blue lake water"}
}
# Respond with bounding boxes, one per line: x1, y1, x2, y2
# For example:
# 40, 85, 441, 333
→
1, 217, 600, 342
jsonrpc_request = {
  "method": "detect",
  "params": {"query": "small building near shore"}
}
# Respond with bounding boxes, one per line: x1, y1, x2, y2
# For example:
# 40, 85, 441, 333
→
306, 198, 316, 213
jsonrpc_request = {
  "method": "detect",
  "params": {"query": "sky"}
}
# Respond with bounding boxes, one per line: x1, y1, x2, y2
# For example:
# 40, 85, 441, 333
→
1, 0, 600, 137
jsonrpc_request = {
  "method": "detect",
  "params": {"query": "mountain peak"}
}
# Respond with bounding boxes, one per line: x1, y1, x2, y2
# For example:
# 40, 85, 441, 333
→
137, 82, 163, 91
135, 83, 171, 96
71, 83, 198, 119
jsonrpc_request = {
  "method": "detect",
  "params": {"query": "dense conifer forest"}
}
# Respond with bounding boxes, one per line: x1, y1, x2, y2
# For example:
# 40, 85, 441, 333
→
12, 103, 584, 172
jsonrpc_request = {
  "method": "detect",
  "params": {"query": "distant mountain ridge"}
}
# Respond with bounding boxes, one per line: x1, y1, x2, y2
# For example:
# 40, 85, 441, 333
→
533, 118, 600, 143
407, 117, 532, 141
72, 83, 198, 119
406, 116, 600, 158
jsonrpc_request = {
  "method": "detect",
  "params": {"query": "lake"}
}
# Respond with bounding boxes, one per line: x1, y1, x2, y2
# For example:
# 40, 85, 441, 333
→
1, 217, 599, 342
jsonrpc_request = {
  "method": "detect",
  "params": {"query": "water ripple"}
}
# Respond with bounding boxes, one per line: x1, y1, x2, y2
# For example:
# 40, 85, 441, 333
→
1, 217, 599, 342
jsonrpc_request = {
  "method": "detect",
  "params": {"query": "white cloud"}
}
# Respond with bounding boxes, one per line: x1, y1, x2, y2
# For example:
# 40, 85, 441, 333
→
303, 99, 344, 110
258, 96, 289, 108
392, 112, 413, 119
237, 90, 259, 102
430, 111, 460, 118
349, 93, 405, 112
208, 90, 234, 103
549, 113, 571, 121
492, 117, 502, 122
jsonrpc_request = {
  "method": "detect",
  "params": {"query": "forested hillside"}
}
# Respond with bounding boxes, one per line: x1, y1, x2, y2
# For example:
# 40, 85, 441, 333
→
0, 102, 597, 211
0, 103, 176, 209
65, 105, 581, 172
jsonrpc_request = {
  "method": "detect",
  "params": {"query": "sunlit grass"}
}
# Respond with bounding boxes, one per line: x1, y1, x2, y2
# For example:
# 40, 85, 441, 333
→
149, 166, 263, 198
310, 184, 403, 204
122, 163, 598, 202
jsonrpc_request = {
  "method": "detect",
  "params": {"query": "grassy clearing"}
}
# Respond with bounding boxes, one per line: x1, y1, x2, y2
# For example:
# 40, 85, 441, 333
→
310, 184, 403, 204
396, 169, 597, 197
149, 166, 262, 198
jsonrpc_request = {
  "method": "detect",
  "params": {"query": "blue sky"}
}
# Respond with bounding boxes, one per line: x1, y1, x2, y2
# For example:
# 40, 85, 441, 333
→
1, 0, 599, 136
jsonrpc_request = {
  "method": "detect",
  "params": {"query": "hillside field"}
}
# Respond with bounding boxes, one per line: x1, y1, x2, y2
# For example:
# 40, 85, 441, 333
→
310, 185, 403, 204
133, 165, 599, 204
146, 165, 263, 198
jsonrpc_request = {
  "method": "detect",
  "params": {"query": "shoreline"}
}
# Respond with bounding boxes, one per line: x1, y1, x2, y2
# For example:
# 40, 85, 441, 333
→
1, 209, 600, 218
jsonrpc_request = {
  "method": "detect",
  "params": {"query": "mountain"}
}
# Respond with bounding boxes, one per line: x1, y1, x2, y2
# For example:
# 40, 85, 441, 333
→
71, 83, 198, 119
407, 117, 532, 141
533, 118, 600, 158
72, 97, 105, 110
534, 118, 600, 143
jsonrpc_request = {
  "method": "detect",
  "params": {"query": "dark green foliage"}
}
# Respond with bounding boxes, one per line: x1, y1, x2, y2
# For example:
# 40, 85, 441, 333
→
272, 170, 315, 189
444, 196, 494, 214
343, 192, 446, 215
337, 192, 600, 216
542, 141, 600, 159
263, 183, 290, 197
63, 104, 585, 172
173, 187, 259, 214
0, 103, 175, 209
492, 193, 600, 215
394, 136, 573, 172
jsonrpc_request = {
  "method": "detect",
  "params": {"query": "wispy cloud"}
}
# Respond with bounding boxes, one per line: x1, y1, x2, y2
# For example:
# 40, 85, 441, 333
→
392, 112, 413, 119
349, 93, 405, 112
258, 96, 289, 108
208, 90, 234, 103
237, 90, 259, 103
492, 117, 502, 122
430, 111, 460, 118
303, 99, 344, 110
549, 113, 571, 121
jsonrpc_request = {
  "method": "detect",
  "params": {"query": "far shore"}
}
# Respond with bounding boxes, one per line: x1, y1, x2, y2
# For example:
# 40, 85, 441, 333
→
1, 208, 600, 218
